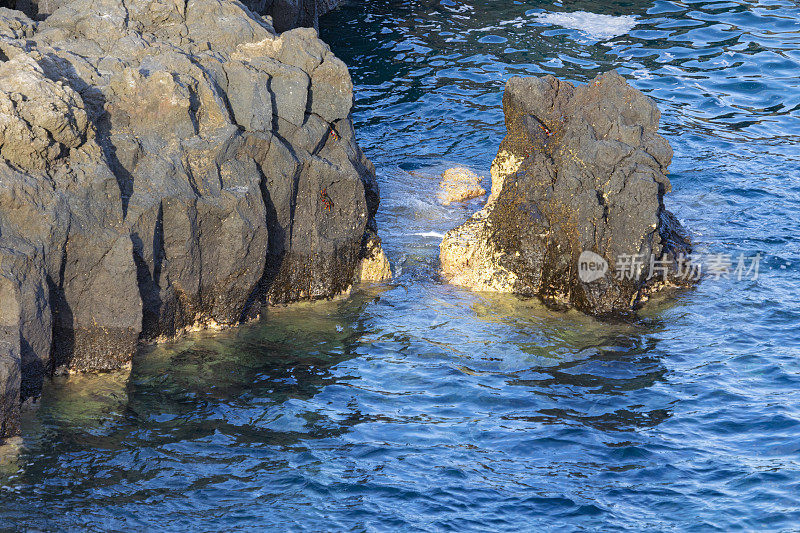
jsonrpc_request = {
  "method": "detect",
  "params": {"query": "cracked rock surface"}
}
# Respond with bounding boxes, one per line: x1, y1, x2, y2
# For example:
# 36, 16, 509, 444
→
0, 0, 383, 438
440, 71, 693, 316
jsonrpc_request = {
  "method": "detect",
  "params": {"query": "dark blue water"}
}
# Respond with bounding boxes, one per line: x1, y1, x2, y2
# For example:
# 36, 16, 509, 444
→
2, 0, 800, 530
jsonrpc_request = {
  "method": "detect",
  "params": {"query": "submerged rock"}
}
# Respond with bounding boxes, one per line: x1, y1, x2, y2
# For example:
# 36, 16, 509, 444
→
438, 167, 486, 206
440, 71, 693, 315
0, 0, 386, 438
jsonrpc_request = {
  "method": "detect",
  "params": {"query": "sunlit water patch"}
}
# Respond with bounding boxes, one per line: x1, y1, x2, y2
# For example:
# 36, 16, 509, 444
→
533, 11, 637, 40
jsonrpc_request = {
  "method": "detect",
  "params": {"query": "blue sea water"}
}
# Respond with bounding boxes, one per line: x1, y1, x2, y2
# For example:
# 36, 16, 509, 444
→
2, 0, 800, 530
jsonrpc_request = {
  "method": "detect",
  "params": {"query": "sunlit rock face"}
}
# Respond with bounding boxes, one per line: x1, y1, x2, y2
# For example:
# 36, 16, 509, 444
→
441, 71, 693, 315
0, 0, 387, 437
438, 167, 486, 206
355, 232, 392, 283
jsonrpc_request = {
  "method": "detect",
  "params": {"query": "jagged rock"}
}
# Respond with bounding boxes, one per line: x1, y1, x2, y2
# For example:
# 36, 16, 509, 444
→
440, 71, 692, 315
438, 167, 486, 206
0, 0, 386, 438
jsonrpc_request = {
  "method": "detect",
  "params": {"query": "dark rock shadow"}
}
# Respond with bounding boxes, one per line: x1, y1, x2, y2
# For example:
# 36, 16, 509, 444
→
131, 202, 166, 340
241, 168, 287, 321
46, 270, 74, 373
40, 52, 134, 218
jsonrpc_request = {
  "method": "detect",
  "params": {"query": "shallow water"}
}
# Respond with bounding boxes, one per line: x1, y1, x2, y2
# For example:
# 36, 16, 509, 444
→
3, 0, 800, 530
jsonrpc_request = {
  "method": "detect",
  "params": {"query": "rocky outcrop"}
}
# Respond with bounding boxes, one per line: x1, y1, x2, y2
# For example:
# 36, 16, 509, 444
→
440, 71, 692, 315
0, 0, 385, 438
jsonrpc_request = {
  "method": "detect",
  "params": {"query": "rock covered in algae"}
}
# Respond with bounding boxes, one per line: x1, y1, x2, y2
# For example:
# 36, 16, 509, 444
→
440, 71, 693, 315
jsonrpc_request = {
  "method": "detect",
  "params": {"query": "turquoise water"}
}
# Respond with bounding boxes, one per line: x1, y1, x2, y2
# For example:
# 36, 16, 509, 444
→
3, 0, 800, 530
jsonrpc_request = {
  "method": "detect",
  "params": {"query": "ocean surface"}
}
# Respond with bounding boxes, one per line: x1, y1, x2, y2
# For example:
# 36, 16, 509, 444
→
2, 0, 800, 530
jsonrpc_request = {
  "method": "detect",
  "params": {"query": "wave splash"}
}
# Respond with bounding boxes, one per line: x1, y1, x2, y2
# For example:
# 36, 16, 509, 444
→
534, 11, 637, 40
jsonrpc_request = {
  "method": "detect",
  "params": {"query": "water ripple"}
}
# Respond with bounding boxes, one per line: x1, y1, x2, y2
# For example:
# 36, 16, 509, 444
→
2, 0, 800, 530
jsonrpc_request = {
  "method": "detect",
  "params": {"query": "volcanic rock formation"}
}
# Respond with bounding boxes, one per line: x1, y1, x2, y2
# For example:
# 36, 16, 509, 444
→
440, 71, 692, 315
0, 0, 385, 439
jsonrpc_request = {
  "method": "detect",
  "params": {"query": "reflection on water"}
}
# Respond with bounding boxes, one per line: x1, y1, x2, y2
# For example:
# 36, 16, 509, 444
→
2, 0, 800, 530
128, 300, 372, 445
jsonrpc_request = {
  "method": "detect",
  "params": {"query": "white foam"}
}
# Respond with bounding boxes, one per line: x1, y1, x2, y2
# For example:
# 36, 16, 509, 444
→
534, 11, 637, 40
412, 231, 446, 239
